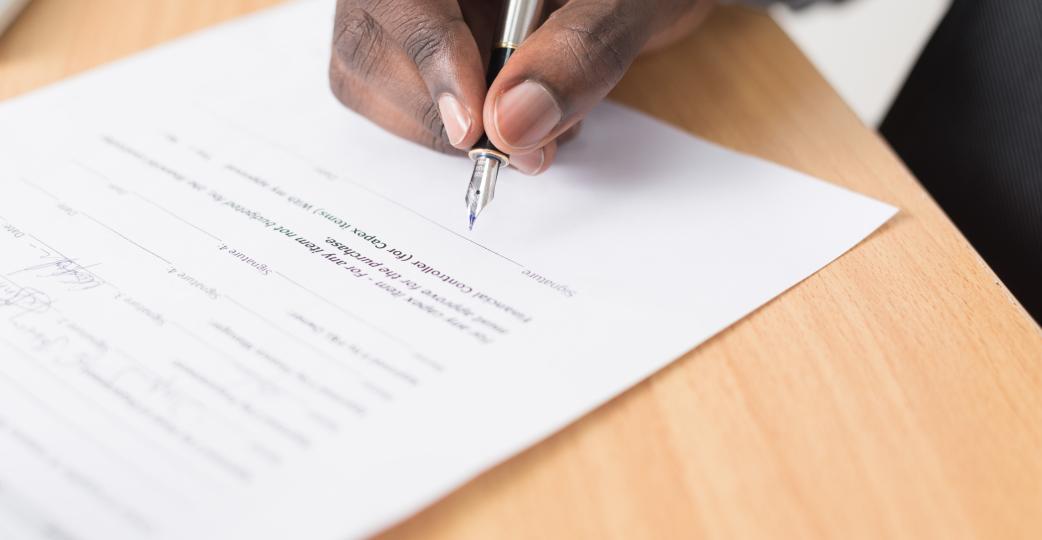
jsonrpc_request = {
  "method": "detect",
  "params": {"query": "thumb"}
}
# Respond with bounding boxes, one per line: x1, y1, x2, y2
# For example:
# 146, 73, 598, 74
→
484, 0, 659, 155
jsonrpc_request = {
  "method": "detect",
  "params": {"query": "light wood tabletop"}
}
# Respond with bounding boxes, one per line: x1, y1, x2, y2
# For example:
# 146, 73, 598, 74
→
3, 1, 1041, 538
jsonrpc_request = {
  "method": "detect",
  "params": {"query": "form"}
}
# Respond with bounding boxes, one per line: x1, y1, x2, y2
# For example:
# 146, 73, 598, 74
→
0, 1, 896, 538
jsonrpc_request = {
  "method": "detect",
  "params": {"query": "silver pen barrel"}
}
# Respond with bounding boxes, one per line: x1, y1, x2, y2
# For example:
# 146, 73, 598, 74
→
496, 0, 545, 48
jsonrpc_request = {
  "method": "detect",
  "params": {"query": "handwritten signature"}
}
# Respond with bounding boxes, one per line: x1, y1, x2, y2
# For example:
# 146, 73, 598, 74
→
0, 276, 52, 319
10, 255, 105, 291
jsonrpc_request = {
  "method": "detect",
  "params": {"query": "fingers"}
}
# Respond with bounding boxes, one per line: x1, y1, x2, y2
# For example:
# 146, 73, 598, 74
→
484, 0, 688, 155
329, 0, 702, 175
331, 7, 454, 152
558, 121, 583, 144
329, 0, 488, 153
510, 123, 579, 176
511, 141, 557, 175
372, 0, 488, 149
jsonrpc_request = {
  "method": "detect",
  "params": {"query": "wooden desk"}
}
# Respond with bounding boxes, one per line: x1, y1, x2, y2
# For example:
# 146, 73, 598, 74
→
3, 1, 1041, 538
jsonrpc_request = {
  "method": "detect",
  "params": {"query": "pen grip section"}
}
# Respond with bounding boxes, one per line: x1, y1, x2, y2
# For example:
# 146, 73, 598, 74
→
472, 46, 517, 159
484, 46, 516, 87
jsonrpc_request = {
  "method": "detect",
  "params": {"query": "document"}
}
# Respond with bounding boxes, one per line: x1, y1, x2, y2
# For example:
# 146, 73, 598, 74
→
0, 1, 896, 538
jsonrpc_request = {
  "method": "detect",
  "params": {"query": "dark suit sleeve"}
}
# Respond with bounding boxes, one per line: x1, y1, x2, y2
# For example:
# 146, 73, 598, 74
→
881, 0, 1042, 322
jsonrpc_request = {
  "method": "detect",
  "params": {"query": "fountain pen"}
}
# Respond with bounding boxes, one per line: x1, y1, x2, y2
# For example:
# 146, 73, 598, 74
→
466, 0, 545, 230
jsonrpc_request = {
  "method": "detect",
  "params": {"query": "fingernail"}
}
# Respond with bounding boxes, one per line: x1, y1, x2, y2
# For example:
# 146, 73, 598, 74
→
437, 94, 471, 147
511, 148, 545, 175
494, 81, 562, 151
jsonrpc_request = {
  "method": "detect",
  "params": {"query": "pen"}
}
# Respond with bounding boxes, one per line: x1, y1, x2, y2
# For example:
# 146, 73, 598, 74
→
466, 0, 545, 230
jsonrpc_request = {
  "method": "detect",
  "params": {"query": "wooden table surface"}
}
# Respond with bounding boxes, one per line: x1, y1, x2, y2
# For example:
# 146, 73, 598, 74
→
3, 1, 1042, 538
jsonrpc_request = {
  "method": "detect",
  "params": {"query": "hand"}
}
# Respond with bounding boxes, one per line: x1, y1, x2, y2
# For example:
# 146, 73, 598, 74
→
330, 0, 713, 175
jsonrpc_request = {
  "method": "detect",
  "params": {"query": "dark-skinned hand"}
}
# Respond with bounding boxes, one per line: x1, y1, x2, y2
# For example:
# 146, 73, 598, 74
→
330, 0, 713, 175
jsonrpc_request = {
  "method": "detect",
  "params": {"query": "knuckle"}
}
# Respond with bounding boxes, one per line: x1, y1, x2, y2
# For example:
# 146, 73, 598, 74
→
329, 58, 346, 102
550, 8, 639, 89
333, 8, 384, 78
390, 11, 464, 72
328, 57, 369, 112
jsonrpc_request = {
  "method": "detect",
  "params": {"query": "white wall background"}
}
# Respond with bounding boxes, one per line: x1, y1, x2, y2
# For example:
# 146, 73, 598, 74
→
771, 0, 951, 126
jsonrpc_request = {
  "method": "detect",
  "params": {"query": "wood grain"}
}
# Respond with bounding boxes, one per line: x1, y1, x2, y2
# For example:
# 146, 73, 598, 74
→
2, 2, 1041, 538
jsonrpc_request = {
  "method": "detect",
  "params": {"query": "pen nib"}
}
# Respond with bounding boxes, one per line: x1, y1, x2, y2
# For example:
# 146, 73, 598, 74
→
465, 154, 502, 233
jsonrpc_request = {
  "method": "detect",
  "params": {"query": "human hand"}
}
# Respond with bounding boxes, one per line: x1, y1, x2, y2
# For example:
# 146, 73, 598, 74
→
330, 0, 713, 175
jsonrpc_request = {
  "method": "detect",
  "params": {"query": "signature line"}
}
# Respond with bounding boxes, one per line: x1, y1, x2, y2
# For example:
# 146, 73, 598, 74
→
79, 212, 173, 266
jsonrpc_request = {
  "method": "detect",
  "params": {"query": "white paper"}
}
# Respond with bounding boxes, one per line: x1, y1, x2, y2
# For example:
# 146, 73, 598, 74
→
0, 1, 896, 538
